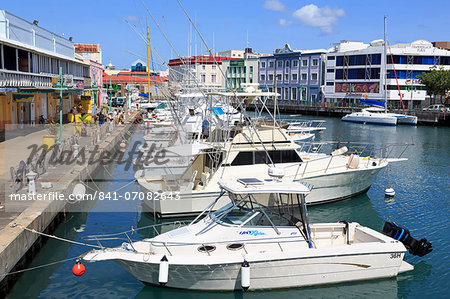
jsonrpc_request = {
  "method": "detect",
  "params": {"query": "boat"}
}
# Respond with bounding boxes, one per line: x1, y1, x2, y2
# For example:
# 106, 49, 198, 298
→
341, 17, 417, 126
82, 178, 432, 291
135, 126, 408, 218
342, 107, 398, 126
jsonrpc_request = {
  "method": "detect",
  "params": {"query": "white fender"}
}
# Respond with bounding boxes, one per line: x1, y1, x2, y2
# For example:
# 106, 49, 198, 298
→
158, 255, 169, 286
241, 260, 250, 291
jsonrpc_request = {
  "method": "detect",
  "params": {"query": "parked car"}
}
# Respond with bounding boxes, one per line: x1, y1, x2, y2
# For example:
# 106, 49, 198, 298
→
115, 97, 125, 107
422, 104, 450, 112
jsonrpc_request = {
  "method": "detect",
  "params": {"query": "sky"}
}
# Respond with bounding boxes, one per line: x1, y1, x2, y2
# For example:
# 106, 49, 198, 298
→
3, 0, 449, 71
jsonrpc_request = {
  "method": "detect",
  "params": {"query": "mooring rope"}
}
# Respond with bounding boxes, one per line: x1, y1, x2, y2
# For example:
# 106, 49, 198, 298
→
12, 223, 102, 249
0, 256, 81, 278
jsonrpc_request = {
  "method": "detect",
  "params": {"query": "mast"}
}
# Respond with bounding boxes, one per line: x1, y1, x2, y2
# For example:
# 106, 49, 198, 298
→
383, 16, 387, 112
147, 17, 151, 103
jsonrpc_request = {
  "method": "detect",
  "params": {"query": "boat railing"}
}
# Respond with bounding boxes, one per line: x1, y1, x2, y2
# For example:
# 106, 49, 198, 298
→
297, 141, 412, 160
292, 141, 412, 179
82, 220, 190, 245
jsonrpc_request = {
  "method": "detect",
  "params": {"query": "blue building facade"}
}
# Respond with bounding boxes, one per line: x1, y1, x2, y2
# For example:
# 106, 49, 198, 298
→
259, 44, 326, 104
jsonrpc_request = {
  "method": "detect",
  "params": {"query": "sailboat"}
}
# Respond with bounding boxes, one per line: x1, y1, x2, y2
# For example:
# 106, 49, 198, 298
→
342, 17, 417, 126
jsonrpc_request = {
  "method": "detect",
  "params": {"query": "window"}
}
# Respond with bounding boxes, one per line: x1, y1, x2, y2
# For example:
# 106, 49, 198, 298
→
269, 61, 274, 68
260, 74, 266, 81
286, 61, 290, 67
293, 60, 298, 67
327, 68, 335, 73
328, 56, 335, 60
311, 94, 317, 101
231, 150, 302, 166
277, 61, 283, 68
276, 74, 282, 81
277, 87, 282, 95
326, 82, 334, 86
301, 88, 307, 101
284, 88, 289, 99
269, 87, 273, 92
301, 73, 307, 80
201, 74, 206, 82
284, 74, 289, 81
292, 73, 298, 80
336, 56, 343, 66
249, 66, 253, 73
4, 45, 17, 71
261, 61, 266, 68
302, 60, 308, 67
211, 74, 216, 83
202, 65, 206, 70
335, 69, 343, 79
212, 65, 216, 69
18, 49, 29, 72
311, 73, 318, 80
268, 74, 274, 81
292, 87, 297, 100
312, 59, 319, 66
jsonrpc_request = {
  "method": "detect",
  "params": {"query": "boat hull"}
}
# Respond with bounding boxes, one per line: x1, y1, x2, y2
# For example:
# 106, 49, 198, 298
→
139, 166, 383, 217
342, 115, 397, 126
114, 252, 407, 290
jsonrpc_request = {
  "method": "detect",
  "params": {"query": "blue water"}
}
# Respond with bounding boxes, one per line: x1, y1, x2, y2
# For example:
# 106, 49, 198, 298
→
6, 117, 450, 298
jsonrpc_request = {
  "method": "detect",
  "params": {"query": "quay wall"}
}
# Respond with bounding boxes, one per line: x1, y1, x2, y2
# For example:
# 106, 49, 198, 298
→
248, 104, 450, 126
0, 112, 138, 296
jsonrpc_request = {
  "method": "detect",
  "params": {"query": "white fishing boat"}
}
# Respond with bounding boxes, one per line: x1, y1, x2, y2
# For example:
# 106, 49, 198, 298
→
135, 127, 408, 217
83, 178, 432, 291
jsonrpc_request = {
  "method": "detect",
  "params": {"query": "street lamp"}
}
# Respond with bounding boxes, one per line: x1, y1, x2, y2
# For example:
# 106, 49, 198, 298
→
91, 72, 99, 115
107, 77, 115, 113
54, 67, 67, 144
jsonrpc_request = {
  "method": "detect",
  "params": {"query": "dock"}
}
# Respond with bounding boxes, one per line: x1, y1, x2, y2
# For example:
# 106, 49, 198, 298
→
0, 111, 138, 296
248, 103, 450, 126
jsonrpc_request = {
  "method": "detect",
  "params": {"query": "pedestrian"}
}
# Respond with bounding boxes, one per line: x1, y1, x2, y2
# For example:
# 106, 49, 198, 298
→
98, 110, 105, 125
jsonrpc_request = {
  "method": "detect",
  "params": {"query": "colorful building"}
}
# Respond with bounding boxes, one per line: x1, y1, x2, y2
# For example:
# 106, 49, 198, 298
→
0, 10, 90, 132
75, 44, 104, 112
258, 44, 326, 103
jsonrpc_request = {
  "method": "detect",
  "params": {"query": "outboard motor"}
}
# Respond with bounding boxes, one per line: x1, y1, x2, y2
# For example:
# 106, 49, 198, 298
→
381, 222, 432, 257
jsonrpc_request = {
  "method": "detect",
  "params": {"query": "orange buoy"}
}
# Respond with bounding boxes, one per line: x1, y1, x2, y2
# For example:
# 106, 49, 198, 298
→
72, 260, 85, 276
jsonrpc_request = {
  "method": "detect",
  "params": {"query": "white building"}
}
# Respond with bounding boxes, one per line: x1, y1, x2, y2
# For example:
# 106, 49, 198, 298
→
168, 56, 232, 89
324, 40, 450, 109
214, 50, 244, 59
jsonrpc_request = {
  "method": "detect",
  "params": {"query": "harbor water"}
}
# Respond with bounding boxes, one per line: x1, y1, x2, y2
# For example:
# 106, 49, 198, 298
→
6, 116, 449, 298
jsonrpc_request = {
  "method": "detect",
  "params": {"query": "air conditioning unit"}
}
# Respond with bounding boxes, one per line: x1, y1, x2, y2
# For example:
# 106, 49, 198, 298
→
63, 75, 74, 87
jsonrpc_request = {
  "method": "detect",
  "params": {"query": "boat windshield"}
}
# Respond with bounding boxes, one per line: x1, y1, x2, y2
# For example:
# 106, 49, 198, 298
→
211, 194, 297, 227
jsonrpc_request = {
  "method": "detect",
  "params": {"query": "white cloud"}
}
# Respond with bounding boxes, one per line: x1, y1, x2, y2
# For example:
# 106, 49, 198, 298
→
293, 4, 345, 34
279, 19, 293, 26
263, 0, 285, 11
122, 15, 140, 23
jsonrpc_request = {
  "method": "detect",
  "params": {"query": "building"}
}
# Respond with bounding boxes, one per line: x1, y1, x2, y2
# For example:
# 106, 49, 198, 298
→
74, 43, 102, 64
222, 48, 263, 91
258, 44, 327, 103
168, 56, 234, 88
324, 40, 450, 109
75, 44, 104, 112
0, 10, 90, 131
432, 42, 450, 51
103, 71, 169, 101
214, 50, 244, 59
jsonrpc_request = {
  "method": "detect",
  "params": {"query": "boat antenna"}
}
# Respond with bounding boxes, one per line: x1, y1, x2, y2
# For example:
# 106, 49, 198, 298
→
383, 16, 387, 113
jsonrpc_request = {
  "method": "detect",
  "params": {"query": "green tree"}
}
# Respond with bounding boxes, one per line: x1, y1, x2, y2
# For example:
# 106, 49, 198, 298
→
418, 66, 450, 105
